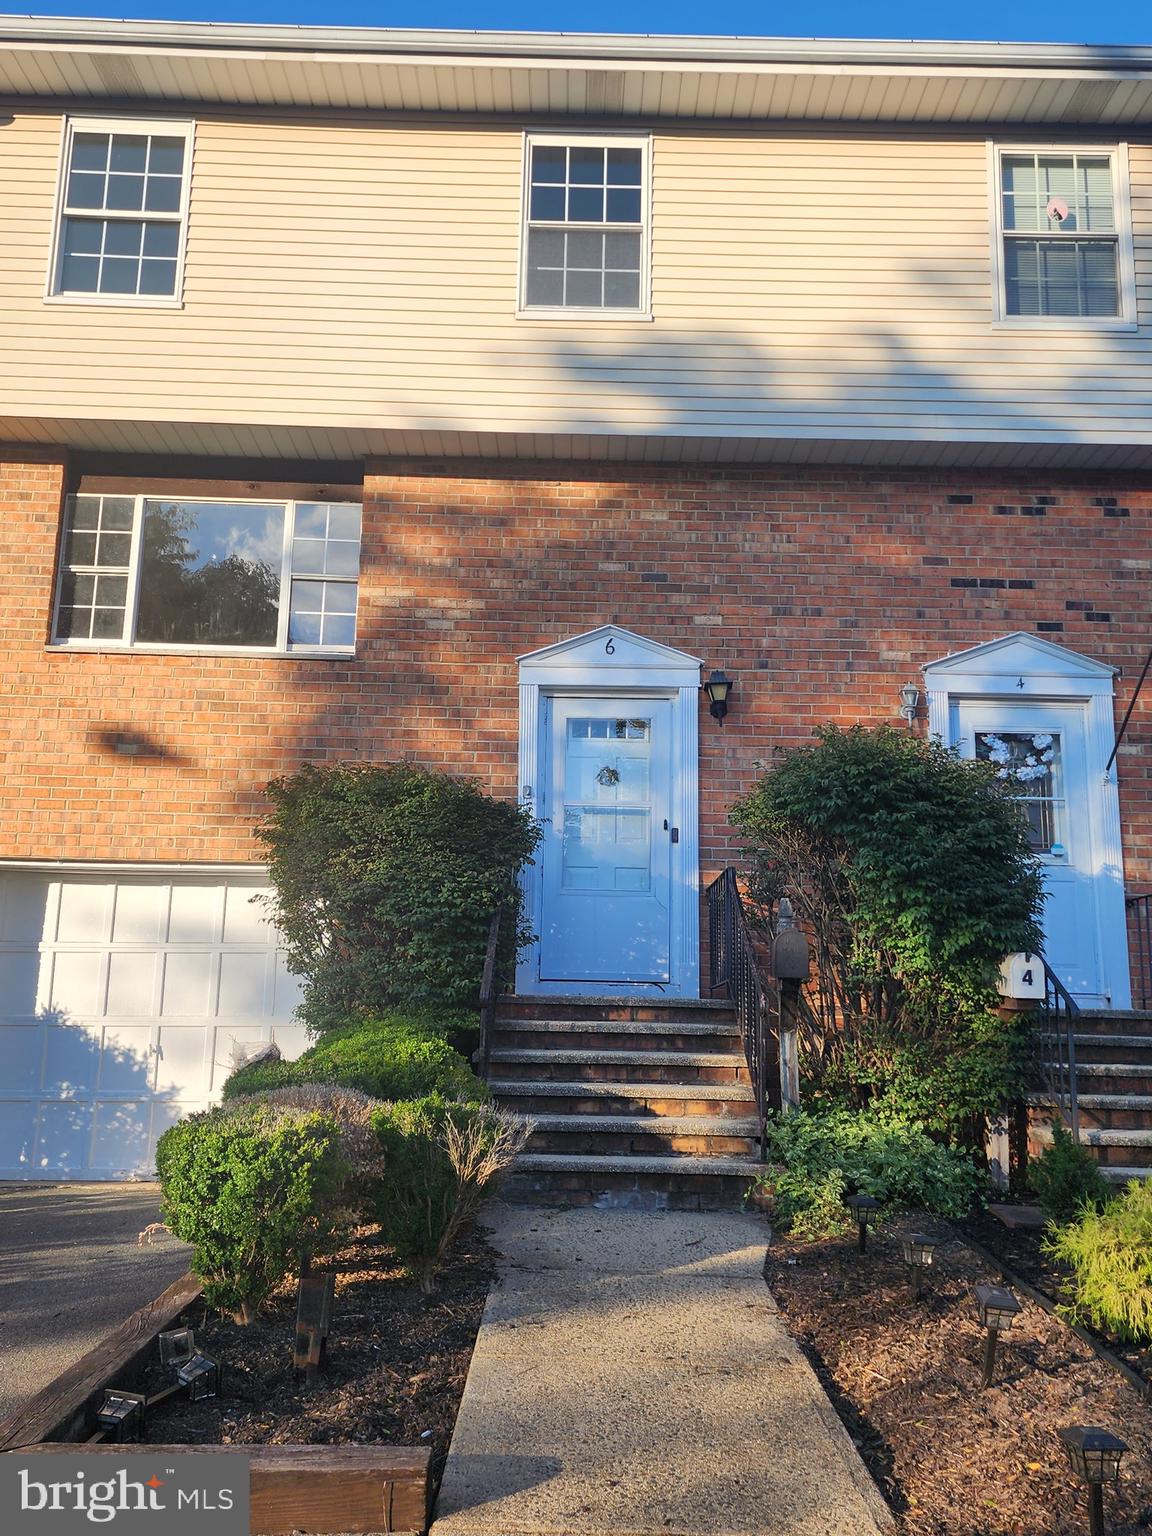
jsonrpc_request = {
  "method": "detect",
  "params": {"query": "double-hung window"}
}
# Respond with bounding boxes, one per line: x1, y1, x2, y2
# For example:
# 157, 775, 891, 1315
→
52, 495, 361, 654
49, 117, 193, 302
994, 146, 1133, 323
520, 134, 650, 316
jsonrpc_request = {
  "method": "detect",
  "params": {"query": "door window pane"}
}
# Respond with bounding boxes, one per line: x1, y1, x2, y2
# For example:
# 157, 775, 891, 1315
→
977, 731, 1065, 852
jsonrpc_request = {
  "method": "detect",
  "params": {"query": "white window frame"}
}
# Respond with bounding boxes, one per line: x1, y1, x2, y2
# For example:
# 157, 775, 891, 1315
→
49, 493, 360, 657
45, 115, 195, 309
988, 141, 1137, 330
517, 131, 653, 322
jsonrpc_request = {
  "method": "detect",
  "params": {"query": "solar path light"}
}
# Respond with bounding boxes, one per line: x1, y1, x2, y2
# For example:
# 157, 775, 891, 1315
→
1058, 1426, 1129, 1536
901, 1234, 938, 1299
973, 1283, 1022, 1387
845, 1193, 878, 1253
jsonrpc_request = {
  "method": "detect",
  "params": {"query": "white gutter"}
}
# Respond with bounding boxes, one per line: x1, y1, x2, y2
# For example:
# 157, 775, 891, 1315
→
0, 16, 1151, 72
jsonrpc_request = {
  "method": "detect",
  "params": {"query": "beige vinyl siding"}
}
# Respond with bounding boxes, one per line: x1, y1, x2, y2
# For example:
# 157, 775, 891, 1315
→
1, 110, 1151, 444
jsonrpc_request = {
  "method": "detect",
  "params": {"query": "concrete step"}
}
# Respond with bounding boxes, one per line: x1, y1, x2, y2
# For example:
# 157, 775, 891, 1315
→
497, 995, 736, 1026
517, 1152, 761, 1177
1070, 1009, 1152, 1036
1041, 1063, 1152, 1095
1031, 1123, 1152, 1168
1100, 1165, 1152, 1182
490, 1047, 749, 1086
492, 1019, 742, 1052
1027, 1092, 1152, 1130
490, 1078, 757, 1119
503, 1152, 762, 1211
527, 1114, 761, 1158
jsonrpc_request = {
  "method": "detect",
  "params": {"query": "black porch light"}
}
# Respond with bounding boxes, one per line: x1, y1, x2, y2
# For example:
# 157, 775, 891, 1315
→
1059, 1426, 1129, 1536
845, 1193, 879, 1254
902, 1233, 938, 1298
96, 1390, 146, 1443
702, 669, 734, 724
973, 1283, 1022, 1387
177, 1352, 221, 1401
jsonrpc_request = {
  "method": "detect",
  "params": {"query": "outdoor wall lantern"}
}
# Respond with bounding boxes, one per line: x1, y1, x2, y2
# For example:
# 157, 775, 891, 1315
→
96, 1390, 147, 1443
1058, 1426, 1129, 1536
899, 682, 920, 728
845, 1193, 879, 1254
702, 670, 734, 725
973, 1283, 1022, 1388
901, 1234, 938, 1298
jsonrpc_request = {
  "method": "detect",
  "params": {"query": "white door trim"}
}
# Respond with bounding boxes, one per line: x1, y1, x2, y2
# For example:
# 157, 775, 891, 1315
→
516, 625, 702, 998
924, 631, 1130, 1008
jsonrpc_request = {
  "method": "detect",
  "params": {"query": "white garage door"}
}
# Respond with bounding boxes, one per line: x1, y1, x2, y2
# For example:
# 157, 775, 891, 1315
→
0, 869, 309, 1180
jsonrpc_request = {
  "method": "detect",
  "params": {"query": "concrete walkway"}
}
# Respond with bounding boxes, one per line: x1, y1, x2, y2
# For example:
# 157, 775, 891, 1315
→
433, 1204, 891, 1536
0, 1183, 190, 1423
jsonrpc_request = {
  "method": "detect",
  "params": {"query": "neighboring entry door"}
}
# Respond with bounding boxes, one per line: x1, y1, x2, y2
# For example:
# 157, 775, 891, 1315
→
955, 700, 1102, 1000
539, 697, 673, 986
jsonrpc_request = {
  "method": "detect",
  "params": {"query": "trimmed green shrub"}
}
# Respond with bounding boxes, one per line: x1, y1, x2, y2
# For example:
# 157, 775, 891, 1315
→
1030, 1120, 1112, 1225
221, 1014, 488, 1106
751, 1107, 984, 1239
156, 1102, 349, 1323
1044, 1177, 1152, 1343
730, 725, 1044, 1136
256, 761, 540, 1028
370, 1096, 531, 1293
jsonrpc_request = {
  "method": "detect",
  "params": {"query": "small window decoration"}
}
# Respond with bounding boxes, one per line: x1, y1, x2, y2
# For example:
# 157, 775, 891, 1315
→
596, 766, 622, 787
980, 732, 1056, 783
976, 731, 1064, 853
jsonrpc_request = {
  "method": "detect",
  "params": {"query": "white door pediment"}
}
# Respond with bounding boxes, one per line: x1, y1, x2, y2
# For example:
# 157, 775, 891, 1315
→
518, 625, 703, 689
924, 631, 1117, 693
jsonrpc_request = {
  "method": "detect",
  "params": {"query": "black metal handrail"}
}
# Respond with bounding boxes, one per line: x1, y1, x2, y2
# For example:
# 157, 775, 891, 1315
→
1126, 892, 1152, 1011
1038, 955, 1081, 1143
706, 867, 782, 1136
476, 906, 503, 1082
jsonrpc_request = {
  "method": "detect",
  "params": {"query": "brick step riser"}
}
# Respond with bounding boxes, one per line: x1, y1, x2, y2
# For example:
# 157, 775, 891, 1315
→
1034, 1105, 1152, 1132
501, 1169, 756, 1212
492, 1029, 744, 1052
1067, 1016, 1152, 1037
527, 1129, 759, 1158
497, 1001, 736, 1025
493, 1062, 751, 1085
1053, 1044, 1152, 1065
494, 1092, 754, 1119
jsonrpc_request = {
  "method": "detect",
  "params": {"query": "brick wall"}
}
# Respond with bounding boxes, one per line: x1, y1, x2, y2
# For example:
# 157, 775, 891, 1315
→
1, 454, 1150, 909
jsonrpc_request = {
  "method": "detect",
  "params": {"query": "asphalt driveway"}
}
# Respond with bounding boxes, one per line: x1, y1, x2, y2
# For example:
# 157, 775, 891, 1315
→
0, 1183, 191, 1424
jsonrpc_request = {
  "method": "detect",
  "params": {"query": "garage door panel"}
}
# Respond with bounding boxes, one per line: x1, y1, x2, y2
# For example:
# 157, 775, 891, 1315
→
57, 883, 110, 943
106, 951, 159, 1016
0, 950, 45, 1014
0, 1101, 36, 1170
98, 1025, 154, 1092
43, 1022, 100, 1095
48, 951, 104, 1016
1, 872, 305, 1179
161, 951, 214, 1016
168, 886, 223, 944
35, 1100, 94, 1172
111, 883, 167, 944
0, 1025, 43, 1091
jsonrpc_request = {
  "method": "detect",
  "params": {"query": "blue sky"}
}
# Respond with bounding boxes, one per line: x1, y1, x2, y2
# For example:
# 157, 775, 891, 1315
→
18, 2, 1152, 46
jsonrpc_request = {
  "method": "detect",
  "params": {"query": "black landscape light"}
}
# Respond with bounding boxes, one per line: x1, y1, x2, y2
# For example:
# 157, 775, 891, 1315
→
96, 1390, 147, 1442
702, 669, 734, 724
845, 1193, 879, 1253
1059, 1426, 1129, 1536
177, 1352, 221, 1401
901, 1234, 938, 1299
973, 1283, 1022, 1387
158, 1327, 196, 1369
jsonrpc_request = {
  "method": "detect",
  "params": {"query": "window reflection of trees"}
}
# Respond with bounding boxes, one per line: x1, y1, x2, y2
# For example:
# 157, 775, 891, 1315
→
135, 501, 282, 647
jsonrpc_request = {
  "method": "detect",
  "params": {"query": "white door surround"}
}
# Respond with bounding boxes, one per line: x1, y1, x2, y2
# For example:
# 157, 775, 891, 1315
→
516, 625, 701, 998
924, 632, 1130, 1009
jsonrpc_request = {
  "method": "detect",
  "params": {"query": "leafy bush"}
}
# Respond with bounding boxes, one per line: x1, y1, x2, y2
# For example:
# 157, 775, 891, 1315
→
371, 1096, 532, 1292
1044, 1178, 1152, 1342
752, 1107, 984, 1238
156, 1102, 349, 1323
731, 725, 1044, 1134
225, 1082, 386, 1190
222, 1014, 488, 1106
256, 761, 540, 1028
1030, 1120, 1112, 1224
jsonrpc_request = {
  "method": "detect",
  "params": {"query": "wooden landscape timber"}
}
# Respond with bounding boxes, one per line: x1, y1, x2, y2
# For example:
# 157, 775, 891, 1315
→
16, 1444, 432, 1536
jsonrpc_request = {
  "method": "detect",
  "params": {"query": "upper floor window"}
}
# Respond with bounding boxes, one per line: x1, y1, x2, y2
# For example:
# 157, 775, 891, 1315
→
994, 146, 1133, 324
49, 118, 193, 304
520, 134, 650, 317
52, 495, 361, 654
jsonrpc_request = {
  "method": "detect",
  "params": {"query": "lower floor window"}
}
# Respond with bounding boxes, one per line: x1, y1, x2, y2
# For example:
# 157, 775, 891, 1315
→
53, 494, 361, 653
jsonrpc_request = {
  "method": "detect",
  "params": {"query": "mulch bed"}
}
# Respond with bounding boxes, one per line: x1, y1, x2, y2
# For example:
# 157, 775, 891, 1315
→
134, 1223, 496, 1488
764, 1214, 1152, 1536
